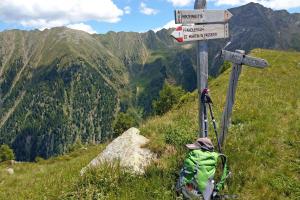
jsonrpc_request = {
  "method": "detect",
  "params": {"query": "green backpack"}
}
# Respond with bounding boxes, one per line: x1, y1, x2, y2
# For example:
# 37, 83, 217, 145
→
176, 149, 229, 200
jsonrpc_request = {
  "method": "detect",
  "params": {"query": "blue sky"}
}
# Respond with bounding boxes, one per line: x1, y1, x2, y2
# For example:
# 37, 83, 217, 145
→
0, 0, 299, 34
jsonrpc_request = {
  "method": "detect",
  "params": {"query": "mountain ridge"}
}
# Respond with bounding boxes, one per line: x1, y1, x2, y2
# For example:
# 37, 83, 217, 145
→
0, 2, 300, 161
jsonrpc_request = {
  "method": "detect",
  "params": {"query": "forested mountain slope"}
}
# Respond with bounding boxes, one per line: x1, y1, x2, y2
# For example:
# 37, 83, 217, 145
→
0, 28, 122, 161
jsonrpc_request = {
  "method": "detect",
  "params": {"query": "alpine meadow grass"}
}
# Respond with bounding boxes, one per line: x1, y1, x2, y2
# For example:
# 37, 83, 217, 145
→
0, 49, 299, 200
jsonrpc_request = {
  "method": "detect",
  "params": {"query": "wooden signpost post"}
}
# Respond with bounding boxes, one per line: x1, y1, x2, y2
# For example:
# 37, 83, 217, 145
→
172, 0, 232, 137
195, 0, 208, 138
218, 50, 269, 146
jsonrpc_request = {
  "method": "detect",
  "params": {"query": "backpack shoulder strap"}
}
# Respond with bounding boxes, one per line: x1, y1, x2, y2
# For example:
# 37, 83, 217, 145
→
215, 154, 229, 192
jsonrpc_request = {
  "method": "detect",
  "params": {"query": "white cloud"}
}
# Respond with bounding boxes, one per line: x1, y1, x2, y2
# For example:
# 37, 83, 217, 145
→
124, 6, 131, 14
210, 0, 300, 10
167, 0, 193, 7
167, 0, 300, 10
152, 20, 177, 32
67, 23, 97, 34
0, 0, 123, 29
140, 2, 159, 15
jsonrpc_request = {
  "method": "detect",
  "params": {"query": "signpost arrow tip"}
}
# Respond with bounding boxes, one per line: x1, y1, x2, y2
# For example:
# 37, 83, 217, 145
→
221, 50, 269, 68
171, 26, 183, 43
225, 10, 233, 21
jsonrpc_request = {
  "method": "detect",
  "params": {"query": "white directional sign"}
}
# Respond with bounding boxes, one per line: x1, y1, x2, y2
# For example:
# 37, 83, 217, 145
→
221, 50, 268, 68
175, 9, 233, 24
171, 23, 229, 42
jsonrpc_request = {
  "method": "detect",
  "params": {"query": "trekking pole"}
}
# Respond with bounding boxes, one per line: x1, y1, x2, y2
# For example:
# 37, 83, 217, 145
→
201, 89, 209, 137
207, 103, 222, 154
207, 102, 226, 167
201, 89, 222, 153
202, 89, 225, 167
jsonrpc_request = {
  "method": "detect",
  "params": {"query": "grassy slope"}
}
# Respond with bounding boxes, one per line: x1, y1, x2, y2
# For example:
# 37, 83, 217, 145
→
141, 49, 300, 200
0, 145, 105, 200
0, 49, 299, 200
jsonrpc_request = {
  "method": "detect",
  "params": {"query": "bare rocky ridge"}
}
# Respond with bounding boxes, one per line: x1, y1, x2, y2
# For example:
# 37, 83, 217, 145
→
81, 127, 156, 175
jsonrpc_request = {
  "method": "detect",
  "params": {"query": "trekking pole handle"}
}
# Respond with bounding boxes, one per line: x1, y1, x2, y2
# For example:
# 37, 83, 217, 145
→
201, 88, 209, 102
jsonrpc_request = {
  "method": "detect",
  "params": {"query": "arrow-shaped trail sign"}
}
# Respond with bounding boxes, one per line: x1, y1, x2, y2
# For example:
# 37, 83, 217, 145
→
171, 23, 229, 42
175, 9, 233, 24
221, 50, 268, 68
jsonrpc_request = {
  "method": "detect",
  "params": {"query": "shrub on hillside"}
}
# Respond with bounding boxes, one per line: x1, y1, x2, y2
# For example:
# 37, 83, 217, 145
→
34, 156, 45, 163
113, 110, 140, 137
62, 162, 178, 200
219, 61, 231, 74
176, 92, 196, 108
164, 126, 194, 147
0, 144, 15, 162
68, 139, 83, 153
152, 82, 185, 115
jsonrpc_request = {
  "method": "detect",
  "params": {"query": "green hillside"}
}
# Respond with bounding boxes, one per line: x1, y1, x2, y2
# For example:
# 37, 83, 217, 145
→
2, 2, 300, 162
0, 28, 125, 161
0, 49, 299, 199
0, 27, 191, 161
0, 145, 105, 200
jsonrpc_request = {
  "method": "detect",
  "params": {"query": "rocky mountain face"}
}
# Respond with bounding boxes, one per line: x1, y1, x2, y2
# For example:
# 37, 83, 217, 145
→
0, 3, 299, 161
209, 3, 300, 74
230, 3, 300, 51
